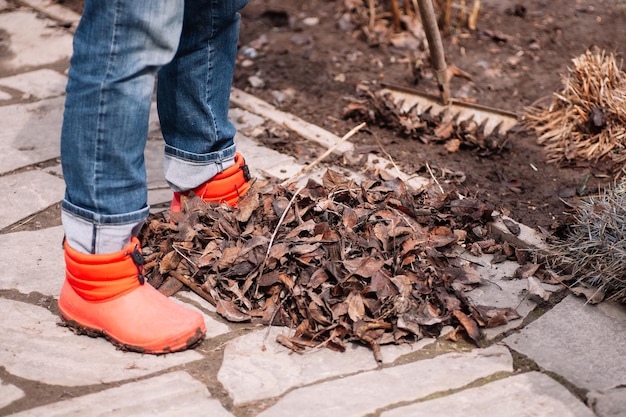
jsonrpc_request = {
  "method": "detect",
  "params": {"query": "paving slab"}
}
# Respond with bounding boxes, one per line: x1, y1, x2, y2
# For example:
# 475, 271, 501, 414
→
176, 290, 217, 313
218, 326, 436, 405
0, 226, 64, 296
0, 68, 67, 101
0, 298, 203, 387
0, 97, 64, 174
0, 170, 64, 229
15, 0, 82, 27
171, 297, 231, 339
504, 294, 626, 392
256, 344, 512, 417
9, 371, 234, 417
0, 377, 25, 410
589, 387, 626, 417
460, 251, 561, 339
234, 131, 314, 182
231, 88, 354, 154
381, 372, 595, 417
0, 11, 72, 74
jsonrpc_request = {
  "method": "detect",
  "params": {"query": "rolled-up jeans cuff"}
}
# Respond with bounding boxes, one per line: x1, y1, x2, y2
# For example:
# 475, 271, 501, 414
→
61, 200, 149, 254
164, 143, 236, 192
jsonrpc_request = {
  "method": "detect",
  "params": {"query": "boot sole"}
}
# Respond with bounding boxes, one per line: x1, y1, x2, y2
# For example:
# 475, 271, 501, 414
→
59, 316, 205, 354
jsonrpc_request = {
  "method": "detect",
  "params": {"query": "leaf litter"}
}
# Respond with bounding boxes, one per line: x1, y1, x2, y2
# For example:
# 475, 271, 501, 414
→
140, 169, 523, 361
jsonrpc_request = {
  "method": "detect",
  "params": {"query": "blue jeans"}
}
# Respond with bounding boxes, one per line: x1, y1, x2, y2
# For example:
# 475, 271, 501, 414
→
61, 0, 249, 254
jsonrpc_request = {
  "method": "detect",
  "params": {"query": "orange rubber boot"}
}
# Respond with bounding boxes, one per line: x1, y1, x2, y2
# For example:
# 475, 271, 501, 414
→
58, 238, 206, 354
170, 152, 251, 212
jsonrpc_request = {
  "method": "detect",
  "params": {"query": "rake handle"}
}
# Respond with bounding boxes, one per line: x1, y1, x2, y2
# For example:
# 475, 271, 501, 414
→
416, 0, 451, 105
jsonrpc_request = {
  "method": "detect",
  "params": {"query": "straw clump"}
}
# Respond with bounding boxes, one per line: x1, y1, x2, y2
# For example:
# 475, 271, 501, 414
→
548, 178, 626, 304
524, 49, 626, 167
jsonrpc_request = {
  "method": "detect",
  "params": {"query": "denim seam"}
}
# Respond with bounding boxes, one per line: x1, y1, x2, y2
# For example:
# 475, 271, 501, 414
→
94, 0, 122, 216
163, 143, 236, 162
207, 0, 219, 146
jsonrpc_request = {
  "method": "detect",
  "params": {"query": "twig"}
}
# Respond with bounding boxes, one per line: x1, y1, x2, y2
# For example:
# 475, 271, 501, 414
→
262, 297, 288, 348
280, 122, 366, 187
9, 215, 36, 231
255, 184, 307, 293
425, 162, 445, 194
374, 135, 403, 177
367, 0, 376, 31
266, 184, 306, 260
172, 244, 198, 270
169, 270, 216, 306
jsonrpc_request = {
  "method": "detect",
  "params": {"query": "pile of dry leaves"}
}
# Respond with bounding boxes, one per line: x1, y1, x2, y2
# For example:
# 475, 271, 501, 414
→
140, 170, 522, 361
343, 85, 510, 156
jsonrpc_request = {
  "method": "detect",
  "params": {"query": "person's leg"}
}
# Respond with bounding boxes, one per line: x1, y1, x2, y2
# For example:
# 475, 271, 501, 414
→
157, 0, 251, 208
61, 0, 185, 254
59, 0, 205, 353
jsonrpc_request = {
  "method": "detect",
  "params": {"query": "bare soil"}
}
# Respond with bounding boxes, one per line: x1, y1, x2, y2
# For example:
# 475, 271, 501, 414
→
233, 0, 626, 233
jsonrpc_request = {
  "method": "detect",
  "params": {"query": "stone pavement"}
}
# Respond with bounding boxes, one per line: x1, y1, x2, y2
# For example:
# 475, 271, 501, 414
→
1, 2, 625, 416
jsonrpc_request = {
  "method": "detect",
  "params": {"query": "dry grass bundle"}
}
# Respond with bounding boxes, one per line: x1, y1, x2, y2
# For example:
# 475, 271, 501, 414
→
523, 49, 626, 168
548, 177, 626, 304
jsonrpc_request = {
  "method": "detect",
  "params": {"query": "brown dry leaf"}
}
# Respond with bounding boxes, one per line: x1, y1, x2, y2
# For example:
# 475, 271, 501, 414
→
429, 226, 457, 247
373, 223, 390, 251
414, 302, 444, 326
347, 291, 366, 322
397, 315, 422, 336
342, 206, 358, 229
450, 199, 488, 221
309, 268, 330, 289
444, 138, 461, 152
343, 257, 385, 278
268, 242, 291, 260
236, 190, 260, 223
472, 305, 521, 328
290, 242, 322, 255
503, 218, 521, 235
285, 219, 317, 239
159, 251, 180, 274
369, 270, 398, 298
445, 326, 462, 342
322, 169, 351, 190
434, 121, 454, 140
436, 288, 462, 311
331, 301, 349, 321
570, 285, 605, 304
515, 263, 541, 279
278, 273, 296, 290
308, 301, 333, 325
527, 276, 550, 301
452, 310, 482, 346
198, 240, 221, 267
447, 64, 473, 81
276, 334, 306, 353
217, 246, 242, 270
215, 296, 252, 322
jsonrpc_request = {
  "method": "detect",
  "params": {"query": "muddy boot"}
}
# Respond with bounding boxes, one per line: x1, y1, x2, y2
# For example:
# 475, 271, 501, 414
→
170, 152, 251, 212
58, 237, 206, 354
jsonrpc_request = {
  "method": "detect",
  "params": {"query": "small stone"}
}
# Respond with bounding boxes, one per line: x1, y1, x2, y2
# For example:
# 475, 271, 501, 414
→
302, 17, 319, 26
247, 75, 265, 88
